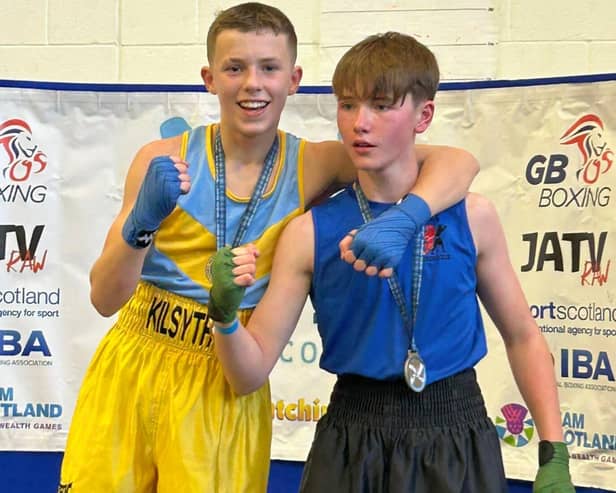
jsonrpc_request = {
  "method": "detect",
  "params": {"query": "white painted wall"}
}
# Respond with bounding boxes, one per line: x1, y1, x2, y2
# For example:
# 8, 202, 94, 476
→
0, 0, 614, 84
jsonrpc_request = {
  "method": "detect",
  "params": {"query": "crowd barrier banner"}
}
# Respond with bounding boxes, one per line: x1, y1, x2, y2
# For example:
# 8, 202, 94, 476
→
0, 77, 614, 490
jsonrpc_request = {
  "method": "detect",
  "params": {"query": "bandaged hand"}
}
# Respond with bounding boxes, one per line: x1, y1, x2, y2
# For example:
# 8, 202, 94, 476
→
533, 441, 575, 492
122, 156, 189, 248
340, 193, 430, 277
207, 245, 258, 324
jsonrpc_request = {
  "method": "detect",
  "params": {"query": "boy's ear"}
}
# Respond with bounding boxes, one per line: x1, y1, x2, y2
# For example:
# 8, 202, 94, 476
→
414, 100, 434, 134
288, 66, 303, 95
201, 66, 216, 95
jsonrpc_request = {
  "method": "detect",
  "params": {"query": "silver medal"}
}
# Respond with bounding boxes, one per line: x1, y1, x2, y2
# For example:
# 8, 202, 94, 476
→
404, 350, 427, 392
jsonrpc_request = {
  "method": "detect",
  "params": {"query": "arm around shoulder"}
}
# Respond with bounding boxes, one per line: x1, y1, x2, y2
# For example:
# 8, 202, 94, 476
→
339, 145, 479, 275
302, 140, 354, 205
413, 144, 479, 214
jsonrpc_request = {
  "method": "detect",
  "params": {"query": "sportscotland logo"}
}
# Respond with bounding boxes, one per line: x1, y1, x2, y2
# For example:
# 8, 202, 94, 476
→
495, 402, 535, 447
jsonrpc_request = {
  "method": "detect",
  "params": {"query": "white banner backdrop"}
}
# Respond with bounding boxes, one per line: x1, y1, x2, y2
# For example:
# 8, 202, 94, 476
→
0, 77, 614, 490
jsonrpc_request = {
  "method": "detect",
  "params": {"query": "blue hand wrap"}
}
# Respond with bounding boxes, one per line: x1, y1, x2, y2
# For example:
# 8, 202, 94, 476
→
122, 156, 182, 249
351, 193, 431, 269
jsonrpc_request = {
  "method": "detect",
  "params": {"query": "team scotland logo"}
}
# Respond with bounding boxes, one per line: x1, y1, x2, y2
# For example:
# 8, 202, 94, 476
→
495, 402, 535, 447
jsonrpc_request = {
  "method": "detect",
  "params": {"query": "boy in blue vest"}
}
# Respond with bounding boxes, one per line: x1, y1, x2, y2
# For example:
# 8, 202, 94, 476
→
209, 31, 575, 492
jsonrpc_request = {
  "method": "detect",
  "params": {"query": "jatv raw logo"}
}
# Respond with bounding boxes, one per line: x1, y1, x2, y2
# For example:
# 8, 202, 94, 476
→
1, 224, 48, 273
0, 118, 48, 204
525, 113, 613, 208
520, 231, 610, 286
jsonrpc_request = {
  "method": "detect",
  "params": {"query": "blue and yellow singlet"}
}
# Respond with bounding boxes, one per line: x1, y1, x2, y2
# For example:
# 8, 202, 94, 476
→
141, 124, 306, 310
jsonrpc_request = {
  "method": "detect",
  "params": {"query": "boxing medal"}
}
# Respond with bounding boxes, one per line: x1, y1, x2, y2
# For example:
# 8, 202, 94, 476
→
354, 182, 427, 393
404, 350, 426, 392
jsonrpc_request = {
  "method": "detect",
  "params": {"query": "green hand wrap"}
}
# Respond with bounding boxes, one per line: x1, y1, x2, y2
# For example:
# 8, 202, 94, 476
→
207, 246, 245, 324
533, 441, 576, 493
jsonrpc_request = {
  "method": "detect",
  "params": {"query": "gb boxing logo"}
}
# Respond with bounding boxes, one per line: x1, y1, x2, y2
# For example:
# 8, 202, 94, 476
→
0, 118, 48, 203
525, 113, 613, 208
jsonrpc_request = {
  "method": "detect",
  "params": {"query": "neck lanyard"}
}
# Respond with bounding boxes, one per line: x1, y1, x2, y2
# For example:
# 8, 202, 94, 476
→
214, 129, 279, 249
353, 182, 427, 391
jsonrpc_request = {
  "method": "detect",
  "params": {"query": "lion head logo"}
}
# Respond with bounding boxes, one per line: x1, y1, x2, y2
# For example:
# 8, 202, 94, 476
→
560, 114, 613, 184
0, 118, 47, 182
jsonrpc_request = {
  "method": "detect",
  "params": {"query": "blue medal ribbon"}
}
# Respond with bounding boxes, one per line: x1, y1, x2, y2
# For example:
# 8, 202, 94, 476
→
353, 182, 426, 391
213, 129, 279, 249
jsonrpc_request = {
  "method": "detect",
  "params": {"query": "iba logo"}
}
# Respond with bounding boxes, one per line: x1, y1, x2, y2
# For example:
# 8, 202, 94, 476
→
494, 403, 535, 447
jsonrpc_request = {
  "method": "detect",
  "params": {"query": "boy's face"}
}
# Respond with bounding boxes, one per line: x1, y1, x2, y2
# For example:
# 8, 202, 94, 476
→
202, 29, 302, 139
336, 91, 433, 173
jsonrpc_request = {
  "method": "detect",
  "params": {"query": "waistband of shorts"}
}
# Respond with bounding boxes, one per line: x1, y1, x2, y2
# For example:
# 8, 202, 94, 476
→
328, 369, 488, 428
116, 281, 217, 353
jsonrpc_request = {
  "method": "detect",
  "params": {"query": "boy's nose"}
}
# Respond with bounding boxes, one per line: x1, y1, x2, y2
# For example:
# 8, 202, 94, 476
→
243, 67, 262, 91
353, 106, 372, 133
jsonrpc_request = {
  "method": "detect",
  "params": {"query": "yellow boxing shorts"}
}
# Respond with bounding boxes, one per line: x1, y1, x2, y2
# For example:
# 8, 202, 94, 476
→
59, 282, 271, 493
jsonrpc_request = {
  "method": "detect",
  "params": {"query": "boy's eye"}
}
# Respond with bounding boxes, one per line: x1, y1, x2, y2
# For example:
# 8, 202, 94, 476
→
263, 64, 279, 72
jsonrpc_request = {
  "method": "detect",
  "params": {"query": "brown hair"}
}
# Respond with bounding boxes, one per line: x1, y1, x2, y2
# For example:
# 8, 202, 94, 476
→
206, 2, 298, 63
332, 32, 439, 105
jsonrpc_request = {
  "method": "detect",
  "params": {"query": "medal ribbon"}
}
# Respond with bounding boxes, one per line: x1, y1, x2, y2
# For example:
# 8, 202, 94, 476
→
353, 183, 424, 352
214, 129, 279, 249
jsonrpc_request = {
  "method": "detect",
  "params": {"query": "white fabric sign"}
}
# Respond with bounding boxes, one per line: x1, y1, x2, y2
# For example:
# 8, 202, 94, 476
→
0, 78, 614, 490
